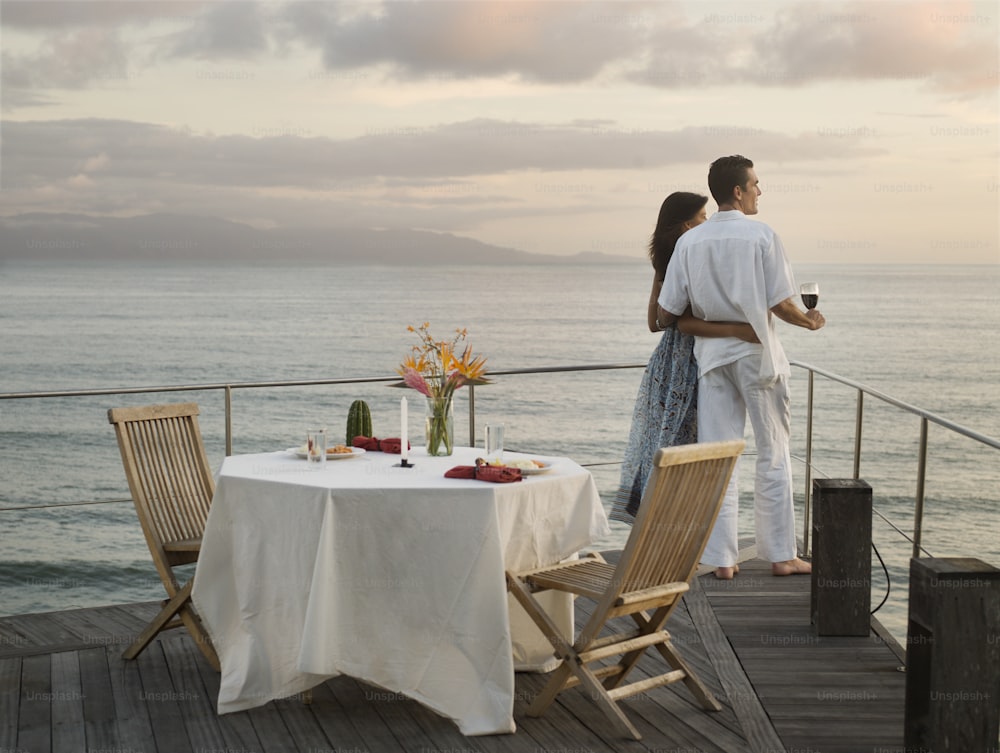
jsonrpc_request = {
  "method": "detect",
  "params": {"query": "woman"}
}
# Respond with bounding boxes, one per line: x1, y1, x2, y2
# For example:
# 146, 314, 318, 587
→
611, 192, 756, 524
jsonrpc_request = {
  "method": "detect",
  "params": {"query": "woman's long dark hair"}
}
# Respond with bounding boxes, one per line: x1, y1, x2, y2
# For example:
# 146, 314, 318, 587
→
649, 191, 708, 279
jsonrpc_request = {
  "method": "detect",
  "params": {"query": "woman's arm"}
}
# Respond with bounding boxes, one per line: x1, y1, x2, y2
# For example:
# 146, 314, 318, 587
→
647, 277, 677, 332
677, 310, 760, 343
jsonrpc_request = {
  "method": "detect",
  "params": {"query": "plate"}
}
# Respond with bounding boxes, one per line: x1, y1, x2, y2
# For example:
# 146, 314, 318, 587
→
498, 460, 552, 475
287, 447, 366, 460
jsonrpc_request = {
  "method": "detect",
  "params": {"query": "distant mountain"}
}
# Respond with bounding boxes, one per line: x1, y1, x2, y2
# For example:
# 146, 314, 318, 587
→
0, 213, 637, 265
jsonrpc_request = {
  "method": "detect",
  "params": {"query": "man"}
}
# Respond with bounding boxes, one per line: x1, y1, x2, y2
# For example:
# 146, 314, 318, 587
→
659, 155, 825, 579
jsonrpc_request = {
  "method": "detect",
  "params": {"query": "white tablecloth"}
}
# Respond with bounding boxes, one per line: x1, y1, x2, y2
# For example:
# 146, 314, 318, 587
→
191, 446, 609, 735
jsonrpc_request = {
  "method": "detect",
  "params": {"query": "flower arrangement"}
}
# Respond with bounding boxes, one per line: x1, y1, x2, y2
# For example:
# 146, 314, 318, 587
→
397, 323, 489, 399
397, 323, 488, 455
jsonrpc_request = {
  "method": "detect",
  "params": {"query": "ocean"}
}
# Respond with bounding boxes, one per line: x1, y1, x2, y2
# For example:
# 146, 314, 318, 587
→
2, 259, 999, 643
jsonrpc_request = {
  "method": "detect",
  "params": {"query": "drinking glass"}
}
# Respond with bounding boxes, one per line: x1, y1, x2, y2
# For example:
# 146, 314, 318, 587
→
485, 423, 505, 465
306, 428, 327, 468
800, 282, 819, 310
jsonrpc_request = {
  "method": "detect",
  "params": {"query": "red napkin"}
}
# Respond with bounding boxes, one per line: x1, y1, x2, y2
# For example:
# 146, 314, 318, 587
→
351, 436, 409, 454
444, 465, 522, 483
352, 436, 379, 450
379, 438, 403, 454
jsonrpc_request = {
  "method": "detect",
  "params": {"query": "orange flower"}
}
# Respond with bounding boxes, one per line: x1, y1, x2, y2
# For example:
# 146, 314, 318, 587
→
454, 346, 488, 381
397, 323, 489, 399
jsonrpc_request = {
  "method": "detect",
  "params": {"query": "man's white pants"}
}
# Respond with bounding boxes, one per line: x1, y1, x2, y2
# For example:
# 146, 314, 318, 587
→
697, 355, 798, 567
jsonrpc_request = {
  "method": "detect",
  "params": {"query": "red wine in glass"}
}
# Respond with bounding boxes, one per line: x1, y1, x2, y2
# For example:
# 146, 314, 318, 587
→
800, 282, 819, 310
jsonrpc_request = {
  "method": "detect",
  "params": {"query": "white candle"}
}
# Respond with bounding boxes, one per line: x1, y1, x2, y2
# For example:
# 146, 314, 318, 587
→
400, 396, 408, 461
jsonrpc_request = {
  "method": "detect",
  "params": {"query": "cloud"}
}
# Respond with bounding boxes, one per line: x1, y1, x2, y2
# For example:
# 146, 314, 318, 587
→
289, 0, 648, 83
1, 27, 131, 90
2, 117, 876, 188
0, 0, 211, 29
162, 1, 270, 60
277, 0, 997, 94
0, 116, 881, 236
633, 1, 999, 93
753, 1, 999, 93
3, 1, 995, 98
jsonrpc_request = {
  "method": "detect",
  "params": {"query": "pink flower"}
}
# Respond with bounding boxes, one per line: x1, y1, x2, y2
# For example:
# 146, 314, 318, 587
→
401, 367, 432, 397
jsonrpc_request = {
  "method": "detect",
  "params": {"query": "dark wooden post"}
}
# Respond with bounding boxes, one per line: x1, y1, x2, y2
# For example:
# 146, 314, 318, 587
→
810, 479, 872, 636
904, 557, 1000, 753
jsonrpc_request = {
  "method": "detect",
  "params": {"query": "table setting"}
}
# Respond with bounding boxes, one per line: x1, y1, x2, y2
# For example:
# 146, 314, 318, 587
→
190, 324, 610, 734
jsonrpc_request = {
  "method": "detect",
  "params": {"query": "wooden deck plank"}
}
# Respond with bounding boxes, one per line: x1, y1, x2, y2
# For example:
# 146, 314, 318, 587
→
245, 701, 297, 753
307, 681, 389, 753
107, 644, 158, 753
556, 672, 737, 753
346, 678, 451, 753
0, 602, 156, 658
273, 695, 339, 753
136, 642, 195, 753
701, 557, 906, 753
189, 643, 265, 753
324, 675, 411, 751
17, 653, 51, 753
99, 602, 158, 636
685, 575, 786, 753
276, 675, 402, 753
570, 593, 750, 750
634, 684, 753, 753
505, 671, 643, 753
79, 646, 119, 752
0, 549, 912, 753
0, 656, 20, 749
0, 623, 30, 655
47, 606, 125, 651
405, 689, 525, 753
49, 650, 85, 753
161, 633, 229, 752
507, 604, 745, 752
3, 613, 80, 655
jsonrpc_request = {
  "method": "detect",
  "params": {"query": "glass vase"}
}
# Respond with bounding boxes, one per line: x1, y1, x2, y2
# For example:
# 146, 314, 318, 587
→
425, 396, 454, 456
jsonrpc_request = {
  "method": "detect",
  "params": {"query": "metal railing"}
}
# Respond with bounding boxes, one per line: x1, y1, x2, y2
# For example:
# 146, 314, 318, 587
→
3, 361, 999, 563
797, 361, 1000, 558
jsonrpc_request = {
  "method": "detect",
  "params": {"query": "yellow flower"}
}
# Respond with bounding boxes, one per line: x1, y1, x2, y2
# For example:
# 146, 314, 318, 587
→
397, 352, 428, 376
397, 323, 489, 399
454, 346, 488, 381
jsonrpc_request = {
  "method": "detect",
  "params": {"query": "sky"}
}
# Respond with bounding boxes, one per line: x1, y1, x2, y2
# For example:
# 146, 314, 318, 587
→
1, 0, 998, 264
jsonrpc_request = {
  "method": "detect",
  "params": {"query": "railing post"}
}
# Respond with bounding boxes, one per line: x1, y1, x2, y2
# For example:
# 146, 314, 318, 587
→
904, 557, 1000, 752
811, 479, 873, 636
913, 417, 928, 559
225, 385, 233, 457
803, 369, 815, 555
467, 384, 476, 448
853, 389, 864, 478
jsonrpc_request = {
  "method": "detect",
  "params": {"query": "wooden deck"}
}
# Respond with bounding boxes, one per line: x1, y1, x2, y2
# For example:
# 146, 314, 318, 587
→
0, 554, 908, 753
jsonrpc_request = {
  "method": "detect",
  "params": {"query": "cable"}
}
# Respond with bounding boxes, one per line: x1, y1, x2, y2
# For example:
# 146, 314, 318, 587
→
870, 540, 891, 615
0, 498, 131, 512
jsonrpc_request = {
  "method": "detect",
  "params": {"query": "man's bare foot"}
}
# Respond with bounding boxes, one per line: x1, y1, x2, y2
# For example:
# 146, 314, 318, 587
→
714, 565, 739, 580
772, 558, 811, 576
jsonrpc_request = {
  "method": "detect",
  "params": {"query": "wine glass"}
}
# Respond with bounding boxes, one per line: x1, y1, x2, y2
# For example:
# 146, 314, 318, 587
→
800, 282, 819, 310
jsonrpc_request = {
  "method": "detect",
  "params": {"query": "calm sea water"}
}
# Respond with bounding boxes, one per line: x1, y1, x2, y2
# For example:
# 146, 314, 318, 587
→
2, 259, 998, 643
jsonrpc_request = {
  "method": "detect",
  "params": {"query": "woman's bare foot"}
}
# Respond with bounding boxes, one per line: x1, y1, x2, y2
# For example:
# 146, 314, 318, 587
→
714, 565, 739, 580
772, 558, 811, 576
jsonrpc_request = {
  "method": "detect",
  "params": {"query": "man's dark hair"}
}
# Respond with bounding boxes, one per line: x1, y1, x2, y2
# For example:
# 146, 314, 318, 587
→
708, 155, 754, 205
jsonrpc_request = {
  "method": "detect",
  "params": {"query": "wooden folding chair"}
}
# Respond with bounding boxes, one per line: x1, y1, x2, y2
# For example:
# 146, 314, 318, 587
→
506, 439, 744, 739
108, 402, 220, 670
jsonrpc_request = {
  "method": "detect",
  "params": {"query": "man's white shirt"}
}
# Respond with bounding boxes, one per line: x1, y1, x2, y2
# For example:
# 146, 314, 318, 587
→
658, 210, 797, 386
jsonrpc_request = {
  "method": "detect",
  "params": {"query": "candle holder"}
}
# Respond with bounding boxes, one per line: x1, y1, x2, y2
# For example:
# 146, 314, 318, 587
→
394, 459, 415, 468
